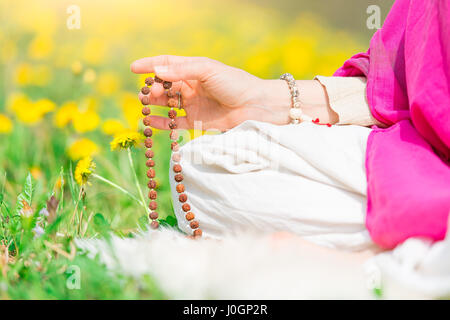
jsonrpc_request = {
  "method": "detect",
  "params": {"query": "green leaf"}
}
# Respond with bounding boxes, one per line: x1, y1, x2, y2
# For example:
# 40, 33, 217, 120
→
165, 215, 177, 227
15, 193, 25, 216
93, 213, 110, 237
23, 173, 34, 204
158, 214, 178, 228
14, 173, 35, 216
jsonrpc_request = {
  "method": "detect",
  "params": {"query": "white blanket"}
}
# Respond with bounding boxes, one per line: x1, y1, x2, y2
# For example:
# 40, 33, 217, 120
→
76, 226, 450, 299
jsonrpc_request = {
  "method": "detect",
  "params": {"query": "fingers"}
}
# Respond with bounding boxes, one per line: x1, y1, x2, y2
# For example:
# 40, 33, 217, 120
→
131, 55, 195, 73
131, 55, 220, 82
154, 61, 214, 82
147, 115, 189, 130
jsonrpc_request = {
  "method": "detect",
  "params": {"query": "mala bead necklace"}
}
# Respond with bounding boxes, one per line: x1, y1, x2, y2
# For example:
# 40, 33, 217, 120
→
140, 77, 203, 238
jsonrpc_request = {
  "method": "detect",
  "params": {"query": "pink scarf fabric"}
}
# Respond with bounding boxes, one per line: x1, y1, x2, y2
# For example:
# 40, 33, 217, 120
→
334, 0, 450, 249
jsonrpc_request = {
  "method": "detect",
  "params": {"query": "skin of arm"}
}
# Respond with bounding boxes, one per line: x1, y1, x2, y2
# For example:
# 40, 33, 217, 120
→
131, 55, 339, 131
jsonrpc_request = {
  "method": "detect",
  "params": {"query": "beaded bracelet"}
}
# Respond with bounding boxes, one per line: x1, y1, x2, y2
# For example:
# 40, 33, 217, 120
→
280, 73, 313, 124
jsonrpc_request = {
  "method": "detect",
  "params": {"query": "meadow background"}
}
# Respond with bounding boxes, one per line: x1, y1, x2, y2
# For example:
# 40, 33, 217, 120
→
0, 0, 393, 299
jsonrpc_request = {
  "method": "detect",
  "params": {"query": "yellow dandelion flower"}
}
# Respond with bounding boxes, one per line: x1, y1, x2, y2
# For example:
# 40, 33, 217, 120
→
110, 130, 142, 151
72, 109, 100, 133
15, 63, 32, 86
7, 93, 29, 111
28, 34, 54, 60
68, 138, 99, 161
74, 156, 96, 186
102, 119, 126, 136
8, 94, 55, 125
54, 101, 78, 128
33, 98, 56, 114
0, 114, 13, 134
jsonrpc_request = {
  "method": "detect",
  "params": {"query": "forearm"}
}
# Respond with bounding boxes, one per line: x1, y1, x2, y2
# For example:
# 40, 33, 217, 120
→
249, 79, 339, 125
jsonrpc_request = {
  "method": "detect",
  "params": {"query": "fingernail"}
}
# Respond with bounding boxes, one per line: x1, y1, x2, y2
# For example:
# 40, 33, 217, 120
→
154, 65, 168, 73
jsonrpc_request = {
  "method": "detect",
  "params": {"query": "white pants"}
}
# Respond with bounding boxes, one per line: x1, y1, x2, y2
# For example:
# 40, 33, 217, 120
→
170, 120, 375, 251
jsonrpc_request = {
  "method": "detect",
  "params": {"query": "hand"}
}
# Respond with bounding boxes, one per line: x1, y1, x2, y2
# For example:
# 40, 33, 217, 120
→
131, 55, 294, 131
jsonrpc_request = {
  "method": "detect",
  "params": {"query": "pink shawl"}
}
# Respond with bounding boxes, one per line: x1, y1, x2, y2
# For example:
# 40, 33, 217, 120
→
334, 0, 450, 249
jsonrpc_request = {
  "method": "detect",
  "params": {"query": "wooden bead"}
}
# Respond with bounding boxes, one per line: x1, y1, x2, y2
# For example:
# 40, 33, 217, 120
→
142, 107, 151, 116
145, 77, 154, 86
167, 90, 174, 98
170, 130, 179, 141
154, 76, 163, 83
172, 153, 181, 162
147, 169, 156, 178
148, 190, 157, 199
174, 174, 183, 182
163, 81, 172, 89
185, 212, 194, 221
147, 179, 157, 189
149, 201, 157, 210
146, 159, 155, 167
171, 142, 179, 152
190, 220, 199, 229
149, 211, 158, 220
143, 127, 153, 137
143, 116, 151, 126
150, 220, 159, 229
182, 203, 190, 212
144, 138, 153, 148
168, 109, 177, 119
145, 149, 154, 158
168, 122, 177, 129
168, 98, 178, 108
193, 229, 202, 237
176, 184, 185, 193
141, 86, 150, 95
179, 193, 187, 203
173, 164, 182, 173
141, 96, 150, 105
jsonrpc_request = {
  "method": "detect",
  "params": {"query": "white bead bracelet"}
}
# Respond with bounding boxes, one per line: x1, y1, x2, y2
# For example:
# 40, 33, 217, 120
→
280, 73, 312, 124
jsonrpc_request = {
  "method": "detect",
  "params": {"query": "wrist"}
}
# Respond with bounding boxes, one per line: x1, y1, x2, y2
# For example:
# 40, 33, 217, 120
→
248, 78, 338, 125
247, 79, 292, 125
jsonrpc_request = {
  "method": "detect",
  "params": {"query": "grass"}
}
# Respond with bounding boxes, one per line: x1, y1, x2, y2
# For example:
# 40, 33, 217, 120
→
0, 124, 177, 299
